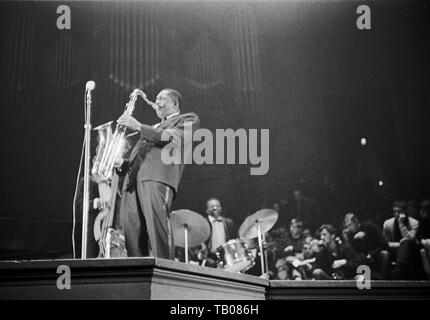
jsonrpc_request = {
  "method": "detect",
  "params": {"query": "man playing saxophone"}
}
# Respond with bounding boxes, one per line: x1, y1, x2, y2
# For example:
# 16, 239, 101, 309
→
116, 88, 200, 259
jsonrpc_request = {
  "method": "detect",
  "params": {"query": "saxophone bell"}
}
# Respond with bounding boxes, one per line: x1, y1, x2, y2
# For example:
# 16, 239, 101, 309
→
92, 88, 153, 181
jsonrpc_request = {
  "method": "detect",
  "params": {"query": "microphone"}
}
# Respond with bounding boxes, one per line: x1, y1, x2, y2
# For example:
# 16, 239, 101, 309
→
85, 80, 96, 91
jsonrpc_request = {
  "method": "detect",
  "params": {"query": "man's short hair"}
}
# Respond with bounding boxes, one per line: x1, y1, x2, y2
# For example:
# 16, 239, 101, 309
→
318, 224, 336, 236
393, 200, 407, 211
206, 197, 220, 207
162, 88, 182, 107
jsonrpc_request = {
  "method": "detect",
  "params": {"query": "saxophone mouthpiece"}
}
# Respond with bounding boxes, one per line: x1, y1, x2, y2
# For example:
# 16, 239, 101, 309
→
150, 102, 159, 110
129, 88, 158, 110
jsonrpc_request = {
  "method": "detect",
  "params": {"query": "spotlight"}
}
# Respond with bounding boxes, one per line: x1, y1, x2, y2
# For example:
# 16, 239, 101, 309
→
378, 180, 384, 186
360, 138, 367, 146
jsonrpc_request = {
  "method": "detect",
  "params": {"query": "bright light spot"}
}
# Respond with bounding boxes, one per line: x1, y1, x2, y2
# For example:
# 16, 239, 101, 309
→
378, 180, 384, 186
361, 138, 367, 146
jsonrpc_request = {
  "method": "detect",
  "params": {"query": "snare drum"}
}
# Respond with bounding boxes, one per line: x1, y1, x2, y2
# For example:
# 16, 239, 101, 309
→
216, 238, 255, 273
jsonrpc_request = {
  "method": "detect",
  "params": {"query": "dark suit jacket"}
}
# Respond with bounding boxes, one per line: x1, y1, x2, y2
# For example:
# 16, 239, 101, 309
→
314, 240, 365, 279
126, 112, 200, 195
205, 216, 235, 252
347, 221, 388, 257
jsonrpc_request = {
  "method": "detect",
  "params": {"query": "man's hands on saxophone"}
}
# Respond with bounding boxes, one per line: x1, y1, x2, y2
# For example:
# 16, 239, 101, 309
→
117, 114, 142, 132
93, 197, 111, 210
117, 112, 182, 146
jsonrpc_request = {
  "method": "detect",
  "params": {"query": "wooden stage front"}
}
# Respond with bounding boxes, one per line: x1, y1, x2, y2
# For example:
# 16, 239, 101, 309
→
0, 258, 429, 300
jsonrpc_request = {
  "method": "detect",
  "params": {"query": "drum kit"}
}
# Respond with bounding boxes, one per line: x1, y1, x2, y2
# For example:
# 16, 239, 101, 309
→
170, 209, 211, 264
171, 208, 278, 276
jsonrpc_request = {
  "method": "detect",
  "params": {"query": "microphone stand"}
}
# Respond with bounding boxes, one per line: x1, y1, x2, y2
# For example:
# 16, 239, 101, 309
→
81, 88, 93, 259
256, 219, 266, 276
184, 224, 189, 264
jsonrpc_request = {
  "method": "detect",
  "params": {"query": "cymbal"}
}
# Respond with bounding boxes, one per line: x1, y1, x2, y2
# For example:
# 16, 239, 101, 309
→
238, 209, 279, 239
170, 209, 210, 248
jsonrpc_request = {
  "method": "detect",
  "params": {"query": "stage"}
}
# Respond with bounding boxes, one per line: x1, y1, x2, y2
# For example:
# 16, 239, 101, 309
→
0, 258, 267, 300
0, 258, 429, 300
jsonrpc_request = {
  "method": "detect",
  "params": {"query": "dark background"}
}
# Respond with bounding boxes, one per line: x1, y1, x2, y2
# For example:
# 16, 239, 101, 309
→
0, 0, 429, 258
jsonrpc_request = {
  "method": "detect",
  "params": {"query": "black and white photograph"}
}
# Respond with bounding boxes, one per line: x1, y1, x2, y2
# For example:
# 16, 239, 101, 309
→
0, 0, 429, 305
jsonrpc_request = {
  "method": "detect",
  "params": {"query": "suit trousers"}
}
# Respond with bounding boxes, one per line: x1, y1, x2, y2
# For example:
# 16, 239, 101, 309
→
120, 180, 174, 259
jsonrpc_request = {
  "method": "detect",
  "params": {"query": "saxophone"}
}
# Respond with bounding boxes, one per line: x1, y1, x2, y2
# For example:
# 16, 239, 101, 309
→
91, 88, 156, 257
92, 88, 156, 181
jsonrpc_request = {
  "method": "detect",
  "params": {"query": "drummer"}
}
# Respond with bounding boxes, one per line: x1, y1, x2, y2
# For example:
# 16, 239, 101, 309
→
204, 197, 236, 268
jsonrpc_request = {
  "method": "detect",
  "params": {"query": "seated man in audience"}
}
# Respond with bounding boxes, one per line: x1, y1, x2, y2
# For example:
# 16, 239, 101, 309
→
383, 200, 426, 280
266, 227, 290, 277
418, 200, 430, 240
283, 219, 307, 256
312, 224, 364, 280
343, 213, 390, 279
267, 227, 289, 261
275, 236, 316, 280
418, 200, 430, 278
274, 218, 308, 279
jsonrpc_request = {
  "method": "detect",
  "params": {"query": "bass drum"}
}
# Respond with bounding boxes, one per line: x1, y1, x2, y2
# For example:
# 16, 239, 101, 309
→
216, 238, 255, 273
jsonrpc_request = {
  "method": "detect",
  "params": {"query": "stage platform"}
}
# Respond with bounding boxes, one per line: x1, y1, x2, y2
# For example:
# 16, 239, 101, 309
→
0, 258, 429, 300
0, 258, 267, 300
269, 280, 430, 300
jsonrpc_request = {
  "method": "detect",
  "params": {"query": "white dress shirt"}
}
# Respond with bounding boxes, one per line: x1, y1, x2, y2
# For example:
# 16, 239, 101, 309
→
209, 215, 226, 253
153, 112, 180, 129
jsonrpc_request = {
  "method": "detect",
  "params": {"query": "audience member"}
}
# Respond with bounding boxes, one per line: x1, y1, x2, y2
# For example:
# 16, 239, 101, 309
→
343, 213, 390, 279
383, 200, 426, 280
312, 224, 364, 280
418, 200, 430, 239
418, 200, 430, 279
274, 218, 307, 279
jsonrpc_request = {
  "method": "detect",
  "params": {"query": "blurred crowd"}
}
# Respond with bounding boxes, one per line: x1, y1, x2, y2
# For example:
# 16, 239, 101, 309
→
264, 199, 430, 280
174, 189, 430, 281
